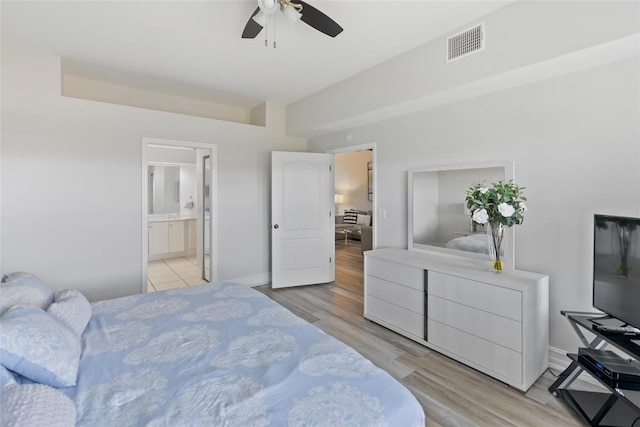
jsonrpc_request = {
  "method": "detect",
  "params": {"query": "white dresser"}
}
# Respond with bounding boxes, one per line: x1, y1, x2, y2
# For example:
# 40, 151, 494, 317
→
364, 247, 548, 391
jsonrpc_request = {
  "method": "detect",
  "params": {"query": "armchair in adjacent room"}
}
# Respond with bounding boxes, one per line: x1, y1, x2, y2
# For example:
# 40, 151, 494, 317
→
359, 225, 373, 254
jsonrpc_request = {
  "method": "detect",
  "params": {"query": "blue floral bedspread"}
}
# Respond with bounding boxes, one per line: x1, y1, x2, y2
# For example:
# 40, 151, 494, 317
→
62, 282, 425, 426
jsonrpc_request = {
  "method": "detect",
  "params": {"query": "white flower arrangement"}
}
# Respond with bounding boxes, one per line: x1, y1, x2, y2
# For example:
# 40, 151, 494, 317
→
465, 180, 526, 272
465, 180, 526, 227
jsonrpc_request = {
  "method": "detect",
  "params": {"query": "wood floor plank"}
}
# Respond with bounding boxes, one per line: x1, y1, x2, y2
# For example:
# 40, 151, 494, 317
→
254, 243, 587, 427
405, 351, 582, 426
313, 312, 416, 379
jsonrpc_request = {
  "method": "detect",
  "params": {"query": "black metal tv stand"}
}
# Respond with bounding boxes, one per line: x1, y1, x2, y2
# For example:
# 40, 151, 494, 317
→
549, 311, 640, 426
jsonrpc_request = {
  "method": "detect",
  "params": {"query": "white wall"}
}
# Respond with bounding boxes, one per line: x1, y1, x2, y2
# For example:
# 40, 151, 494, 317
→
335, 150, 372, 214
0, 47, 307, 301
288, 1, 640, 137
291, 0, 640, 366
62, 73, 251, 125
307, 58, 640, 357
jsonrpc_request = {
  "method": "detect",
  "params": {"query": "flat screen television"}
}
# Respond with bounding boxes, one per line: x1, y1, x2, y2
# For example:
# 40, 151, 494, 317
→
593, 214, 640, 330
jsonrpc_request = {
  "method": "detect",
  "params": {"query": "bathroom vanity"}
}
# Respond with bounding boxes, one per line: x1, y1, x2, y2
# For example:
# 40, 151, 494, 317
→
148, 216, 197, 260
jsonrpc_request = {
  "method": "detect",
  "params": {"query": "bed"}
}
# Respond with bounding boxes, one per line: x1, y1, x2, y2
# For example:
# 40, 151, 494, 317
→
445, 233, 492, 254
0, 272, 425, 426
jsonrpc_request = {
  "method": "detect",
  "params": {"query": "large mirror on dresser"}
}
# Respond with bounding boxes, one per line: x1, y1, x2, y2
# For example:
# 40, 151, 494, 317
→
408, 161, 515, 270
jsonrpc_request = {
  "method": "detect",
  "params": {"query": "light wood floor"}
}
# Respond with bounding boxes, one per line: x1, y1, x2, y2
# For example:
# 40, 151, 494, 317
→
255, 243, 589, 427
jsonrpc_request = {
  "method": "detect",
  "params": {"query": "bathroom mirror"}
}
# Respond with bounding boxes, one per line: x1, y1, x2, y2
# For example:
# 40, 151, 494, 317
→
408, 162, 515, 269
148, 165, 180, 215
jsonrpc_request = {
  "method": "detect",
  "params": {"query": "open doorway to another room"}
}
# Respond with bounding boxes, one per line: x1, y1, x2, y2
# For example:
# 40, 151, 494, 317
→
330, 143, 375, 293
142, 138, 217, 293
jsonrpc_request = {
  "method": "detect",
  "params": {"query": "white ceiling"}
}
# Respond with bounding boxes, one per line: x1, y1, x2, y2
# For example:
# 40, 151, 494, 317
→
1, 1, 515, 109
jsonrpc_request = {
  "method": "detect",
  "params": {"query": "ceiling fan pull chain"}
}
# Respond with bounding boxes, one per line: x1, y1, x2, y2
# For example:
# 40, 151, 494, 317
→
273, 13, 277, 48
264, 16, 268, 47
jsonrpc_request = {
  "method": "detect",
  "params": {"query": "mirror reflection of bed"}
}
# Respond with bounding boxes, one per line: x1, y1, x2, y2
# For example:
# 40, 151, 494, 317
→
408, 162, 514, 268
444, 232, 505, 256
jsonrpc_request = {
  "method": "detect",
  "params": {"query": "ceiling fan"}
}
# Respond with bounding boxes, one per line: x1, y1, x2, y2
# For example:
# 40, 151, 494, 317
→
242, 0, 343, 41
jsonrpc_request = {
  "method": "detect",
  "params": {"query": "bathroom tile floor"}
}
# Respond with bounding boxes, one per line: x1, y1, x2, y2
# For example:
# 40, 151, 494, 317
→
147, 256, 206, 292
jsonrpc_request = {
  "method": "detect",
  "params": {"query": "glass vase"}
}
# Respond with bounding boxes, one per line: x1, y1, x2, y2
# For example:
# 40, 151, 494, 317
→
487, 222, 505, 272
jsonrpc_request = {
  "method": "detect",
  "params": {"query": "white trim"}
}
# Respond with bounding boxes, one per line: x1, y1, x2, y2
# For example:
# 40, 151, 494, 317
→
327, 142, 373, 154
230, 273, 272, 287
548, 346, 570, 373
141, 142, 149, 293
141, 137, 218, 294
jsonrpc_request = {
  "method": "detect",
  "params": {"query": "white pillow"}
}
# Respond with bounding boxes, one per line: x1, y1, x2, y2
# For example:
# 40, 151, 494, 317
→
47, 289, 92, 337
0, 272, 54, 316
0, 383, 77, 427
0, 306, 81, 387
356, 214, 371, 226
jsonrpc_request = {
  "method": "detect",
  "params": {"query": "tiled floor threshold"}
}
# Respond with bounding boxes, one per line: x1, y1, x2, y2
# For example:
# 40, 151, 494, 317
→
147, 257, 206, 292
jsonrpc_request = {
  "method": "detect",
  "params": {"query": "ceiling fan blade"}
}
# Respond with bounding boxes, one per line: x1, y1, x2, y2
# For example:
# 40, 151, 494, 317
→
296, 1, 343, 37
242, 7, 263, 39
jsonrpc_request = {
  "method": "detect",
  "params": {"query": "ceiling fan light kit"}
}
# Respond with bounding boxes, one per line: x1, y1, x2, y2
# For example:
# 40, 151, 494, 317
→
242, 0, 343, 45
257, 0, 279, 16
282, 4, 302, 23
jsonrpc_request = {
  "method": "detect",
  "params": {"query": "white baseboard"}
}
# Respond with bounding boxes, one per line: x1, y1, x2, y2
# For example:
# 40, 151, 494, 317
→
548, 346, 570, 373
225, 273, 271, 287
148, 249, 195, 262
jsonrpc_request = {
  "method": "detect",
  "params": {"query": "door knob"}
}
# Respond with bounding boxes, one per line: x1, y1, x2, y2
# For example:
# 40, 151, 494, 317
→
274, 224, 279, 229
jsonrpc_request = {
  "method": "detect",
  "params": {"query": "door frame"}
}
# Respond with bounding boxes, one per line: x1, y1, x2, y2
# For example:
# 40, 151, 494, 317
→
141, 137, 218, 293
327, 142, 377, 251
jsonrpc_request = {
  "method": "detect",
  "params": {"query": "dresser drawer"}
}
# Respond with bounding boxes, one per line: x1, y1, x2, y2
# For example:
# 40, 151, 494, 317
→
366, 295, 424, 338
428, 319, 522, 383
428, 296, 521, 352
366, 257, 424, 291
366, 276, 424, 314
428, 271, 521, 321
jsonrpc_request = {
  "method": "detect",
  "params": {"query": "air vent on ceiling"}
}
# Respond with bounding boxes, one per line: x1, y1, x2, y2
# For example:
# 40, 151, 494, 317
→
447, 23, 485, 63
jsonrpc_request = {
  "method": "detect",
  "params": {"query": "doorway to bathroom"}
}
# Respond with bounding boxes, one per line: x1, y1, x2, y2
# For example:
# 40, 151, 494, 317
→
141, 138, 217, 293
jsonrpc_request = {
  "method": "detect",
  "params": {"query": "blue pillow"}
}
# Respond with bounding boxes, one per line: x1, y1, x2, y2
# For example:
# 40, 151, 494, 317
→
0, 272, 54, 316
0, 305, 80, 387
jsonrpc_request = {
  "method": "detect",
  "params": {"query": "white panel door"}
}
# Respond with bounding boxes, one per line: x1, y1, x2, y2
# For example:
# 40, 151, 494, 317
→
272, 152, 334, 288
